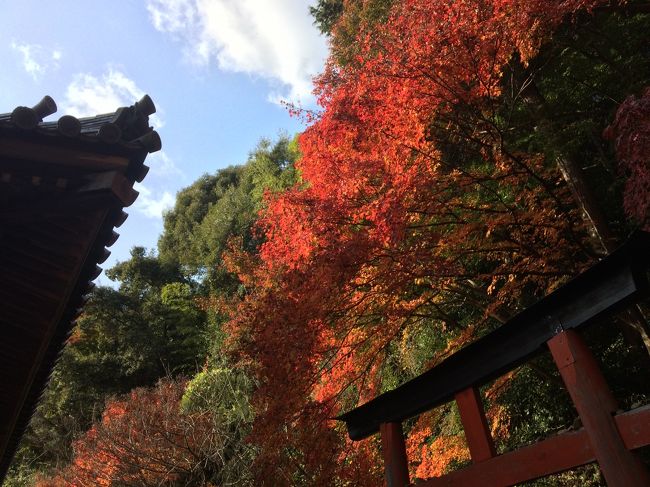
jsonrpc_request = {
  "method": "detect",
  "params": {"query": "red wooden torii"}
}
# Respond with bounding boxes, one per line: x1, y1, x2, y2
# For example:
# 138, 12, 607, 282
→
338, 232, 650, 487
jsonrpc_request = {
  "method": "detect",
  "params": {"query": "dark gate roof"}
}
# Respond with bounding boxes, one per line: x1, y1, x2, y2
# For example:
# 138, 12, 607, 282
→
0, 95, 161, 481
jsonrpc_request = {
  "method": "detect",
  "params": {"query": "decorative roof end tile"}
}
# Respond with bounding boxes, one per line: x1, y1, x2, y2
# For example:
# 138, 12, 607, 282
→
135, 130, 162, 153
57, 115, 81, 137
33, 96, 57, 120
136, 94, 156, 117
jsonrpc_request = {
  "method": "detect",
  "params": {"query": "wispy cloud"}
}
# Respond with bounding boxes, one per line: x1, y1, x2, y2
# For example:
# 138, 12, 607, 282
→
133, 183, 176, 219
147, 150, 184, 179
11, 41, 62, 81
146, 0, 327, 104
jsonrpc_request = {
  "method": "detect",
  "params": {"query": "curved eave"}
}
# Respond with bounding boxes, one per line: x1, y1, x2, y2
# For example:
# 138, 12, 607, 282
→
0, 95, 160, 482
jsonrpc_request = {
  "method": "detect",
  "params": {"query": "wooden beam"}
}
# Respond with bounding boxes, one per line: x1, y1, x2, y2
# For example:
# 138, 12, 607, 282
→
6, 225, 86, 258
1, 268, 64, 302
0, 185, 121, 224
455, 387, 496, 463
113, 210, 128, 227
0, 251, 70, 284
1, 235, 79, 269
0, 298, 51, 328
417, 405, 650, 487
77, 171, 138, 207
0, 244, 70, 275
0, 137, 130, 171
617, 404, 650, 450
548, 330, 650, 487
380, 422, 410, 487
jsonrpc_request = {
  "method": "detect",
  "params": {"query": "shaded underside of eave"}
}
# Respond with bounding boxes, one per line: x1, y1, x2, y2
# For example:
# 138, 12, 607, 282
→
0, 150, 141, 482
0, 124, 149, 158
0, 127, 150, 183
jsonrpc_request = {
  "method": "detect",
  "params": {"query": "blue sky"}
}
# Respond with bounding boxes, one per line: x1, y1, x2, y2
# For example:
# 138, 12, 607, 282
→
1, 0, 328, 285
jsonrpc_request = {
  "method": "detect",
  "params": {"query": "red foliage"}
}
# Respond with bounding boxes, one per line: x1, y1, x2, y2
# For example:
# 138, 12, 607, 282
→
604, 87, 650, 228
222, 0, 613, 483
36, 380, 216, 487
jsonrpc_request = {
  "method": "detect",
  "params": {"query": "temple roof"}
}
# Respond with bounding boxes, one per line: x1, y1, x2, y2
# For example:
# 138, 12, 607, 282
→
0, 95, 160, 481
0, 94, 161, 152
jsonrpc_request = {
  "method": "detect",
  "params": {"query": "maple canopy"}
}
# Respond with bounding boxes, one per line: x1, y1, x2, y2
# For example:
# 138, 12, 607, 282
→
221, 0, 650, 484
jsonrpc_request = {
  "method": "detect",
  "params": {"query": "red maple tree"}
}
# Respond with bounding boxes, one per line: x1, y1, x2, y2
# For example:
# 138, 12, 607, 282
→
220, 1, 628, 483
604, 87, 650, 228
36, 380, 218, 487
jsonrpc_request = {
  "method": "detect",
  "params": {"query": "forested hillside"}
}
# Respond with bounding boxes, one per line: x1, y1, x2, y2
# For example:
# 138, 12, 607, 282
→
5, 137, 299, 486
7, 1, 650, 485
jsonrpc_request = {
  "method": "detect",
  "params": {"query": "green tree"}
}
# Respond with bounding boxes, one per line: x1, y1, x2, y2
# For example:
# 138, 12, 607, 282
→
159, 136, 299, 291
310, 0, 395, 65
158, 170, 241, 276
106, 246, 208, 375
309, 0, 344, 35
8, 250, 208, 483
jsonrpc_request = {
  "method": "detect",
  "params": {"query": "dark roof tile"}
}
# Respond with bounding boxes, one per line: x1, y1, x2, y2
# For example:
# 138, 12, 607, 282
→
0, 94, 161, 153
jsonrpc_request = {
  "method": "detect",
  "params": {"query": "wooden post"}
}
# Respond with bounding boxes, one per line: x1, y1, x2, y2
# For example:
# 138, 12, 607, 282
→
380, 422, 410, 487
455, 386, 497, 463
548, 329, 650, 487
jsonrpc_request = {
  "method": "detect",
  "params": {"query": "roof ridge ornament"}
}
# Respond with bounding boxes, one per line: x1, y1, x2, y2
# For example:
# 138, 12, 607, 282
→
2, 95, 160, 152
135, 94, 156, 117
10, 96, 57, 130
56, 115, 81, 137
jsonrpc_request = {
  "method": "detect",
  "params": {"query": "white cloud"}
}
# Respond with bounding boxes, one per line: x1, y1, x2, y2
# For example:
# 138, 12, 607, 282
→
11, 41, 61, 80
147, 150, 184, 179
146, 0, 328, 104
62, 68, 164, 127
133, 182, 176, 219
